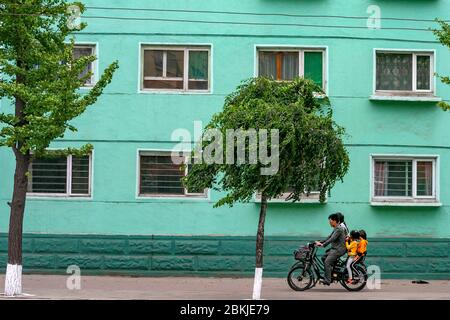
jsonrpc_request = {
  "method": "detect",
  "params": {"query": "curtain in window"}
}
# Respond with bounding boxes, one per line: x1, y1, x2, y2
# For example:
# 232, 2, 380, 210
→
166, 50, 184, 78
189, 51, 208, 80
258, 52, 277, 79
73, 47, 93, 83
188, 51, 208, 90
376, 53, 412, 90
416, 56, 431, 90
144, 50, 163, 77
73, 47, 93, 61
417, 161, 433, 196
281, 52, 298, 80
374, 160, 413, 197
374, 161, 387, 196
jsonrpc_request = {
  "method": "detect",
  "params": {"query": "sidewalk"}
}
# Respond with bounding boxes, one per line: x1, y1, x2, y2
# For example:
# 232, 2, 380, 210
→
0, 275, 448, 300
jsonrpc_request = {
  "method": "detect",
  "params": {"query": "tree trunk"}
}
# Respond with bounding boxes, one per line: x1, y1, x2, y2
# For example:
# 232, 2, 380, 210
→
252, 193, 268, 300
5, 91, 29, 296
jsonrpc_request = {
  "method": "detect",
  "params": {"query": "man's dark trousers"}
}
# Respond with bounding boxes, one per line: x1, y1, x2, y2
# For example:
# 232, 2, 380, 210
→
321, 249, 343, 284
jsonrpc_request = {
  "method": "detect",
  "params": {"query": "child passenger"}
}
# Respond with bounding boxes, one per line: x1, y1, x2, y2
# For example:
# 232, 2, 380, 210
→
345, 230, 360, 284
355, 229, 368, 260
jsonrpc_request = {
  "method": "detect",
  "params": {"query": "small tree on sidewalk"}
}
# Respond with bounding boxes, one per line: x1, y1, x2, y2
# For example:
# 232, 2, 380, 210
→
183, 77, 350, 299
0, 1, 118, 296
433, 20, 450, 111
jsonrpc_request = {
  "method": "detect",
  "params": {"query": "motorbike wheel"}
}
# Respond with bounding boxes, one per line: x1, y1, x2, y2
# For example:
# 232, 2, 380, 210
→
287, 264, 314, 291
340, 264, 368, 292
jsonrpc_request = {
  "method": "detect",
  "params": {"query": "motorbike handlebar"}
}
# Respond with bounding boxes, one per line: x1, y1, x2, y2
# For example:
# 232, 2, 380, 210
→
308, 241, 321, 248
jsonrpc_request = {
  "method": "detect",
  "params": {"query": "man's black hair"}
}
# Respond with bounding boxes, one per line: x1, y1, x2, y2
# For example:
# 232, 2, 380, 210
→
350, 230, 360, 239
336, 212, 345, 223
328, 213, 340, 222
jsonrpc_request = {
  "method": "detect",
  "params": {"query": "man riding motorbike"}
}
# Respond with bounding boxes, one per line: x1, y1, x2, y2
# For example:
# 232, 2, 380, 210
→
315, 213, 347, 285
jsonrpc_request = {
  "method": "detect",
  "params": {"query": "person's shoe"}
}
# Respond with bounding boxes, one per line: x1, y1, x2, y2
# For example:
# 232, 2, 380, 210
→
346, 279, 353, 284
319, 279, 331, 286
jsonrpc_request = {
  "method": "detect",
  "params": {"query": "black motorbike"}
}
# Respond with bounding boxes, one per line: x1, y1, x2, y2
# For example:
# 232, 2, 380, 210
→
287, 242, 367, 292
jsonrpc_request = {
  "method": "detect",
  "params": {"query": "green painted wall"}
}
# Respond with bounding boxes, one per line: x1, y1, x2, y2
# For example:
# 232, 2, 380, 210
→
1, 144, 449, 237
1, 0, 450, 260
0, 234, 448, 279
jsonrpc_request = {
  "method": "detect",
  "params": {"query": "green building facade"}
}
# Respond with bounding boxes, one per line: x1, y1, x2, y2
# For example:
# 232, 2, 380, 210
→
1, 0, 450, 279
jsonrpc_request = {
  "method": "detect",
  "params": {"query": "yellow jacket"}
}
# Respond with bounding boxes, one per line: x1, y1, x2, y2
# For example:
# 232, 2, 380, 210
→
346, 240, 358, 256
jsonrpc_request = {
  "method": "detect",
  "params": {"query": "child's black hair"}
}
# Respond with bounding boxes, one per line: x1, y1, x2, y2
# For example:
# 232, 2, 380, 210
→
350, 230, 360, 240
359, 230, 367, 240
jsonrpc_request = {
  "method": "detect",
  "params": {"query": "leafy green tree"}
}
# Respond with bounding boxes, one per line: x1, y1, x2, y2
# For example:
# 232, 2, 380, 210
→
433, 20, 450, 111
183, 77, 350, 299
0, 0, 118, 296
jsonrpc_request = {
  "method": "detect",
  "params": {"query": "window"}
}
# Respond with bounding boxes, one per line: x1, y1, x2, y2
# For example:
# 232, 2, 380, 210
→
255, 178, 322, 203
27, 154, 92, 197
257, 48, 326, 91
141, 46, 210, 92
138, 152, 206, 197
375, 51, 434, 95
372, 156, 437, 203
73, 45, 96, 86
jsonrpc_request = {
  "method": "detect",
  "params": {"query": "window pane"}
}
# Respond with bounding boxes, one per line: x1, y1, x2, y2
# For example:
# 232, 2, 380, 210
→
166, 50, 184, 78
28, 157, 67, 194
140, 155, 185, 195
304, 52, 323, 89
188, 80, 208, 90
376, 53, 413, 91
143, 80, 183, 89
143, 50, 163, 77
188, 51, 208, 80
281, 52, 299, 80
73, 46, 94, 85
416, 55, 431, 90
374, 160, 412, 197
258, 52, 277, 79
188, 51, 208, 90
417, 161, 433, 196
71, 156, 90, 195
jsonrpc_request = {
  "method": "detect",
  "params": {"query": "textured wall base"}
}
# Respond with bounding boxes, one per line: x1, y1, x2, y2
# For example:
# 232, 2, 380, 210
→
0, 234, 449, 279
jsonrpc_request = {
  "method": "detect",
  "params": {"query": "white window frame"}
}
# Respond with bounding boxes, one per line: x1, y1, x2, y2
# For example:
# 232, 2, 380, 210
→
373, 49, 435, 96
137, 150, 207, 198
255, 45, 328, 93
370, 155, 439, 205
27, 153, 92, 198
73, 43, 98, 88
140, 45, 211, 93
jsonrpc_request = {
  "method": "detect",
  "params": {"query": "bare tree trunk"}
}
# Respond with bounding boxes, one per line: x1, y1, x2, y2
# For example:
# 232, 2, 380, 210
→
5, 93, 29, 296
252, 193, 268, 300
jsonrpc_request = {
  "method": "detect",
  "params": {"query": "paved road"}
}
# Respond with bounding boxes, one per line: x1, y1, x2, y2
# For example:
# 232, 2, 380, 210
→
0, 275, 448, 300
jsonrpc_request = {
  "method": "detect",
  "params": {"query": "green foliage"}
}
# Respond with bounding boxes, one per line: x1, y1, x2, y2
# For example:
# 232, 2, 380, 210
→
183, 77, 350, 208
0, 0, 119, 155
433, 19, 450, 111
33, 142, 93, 158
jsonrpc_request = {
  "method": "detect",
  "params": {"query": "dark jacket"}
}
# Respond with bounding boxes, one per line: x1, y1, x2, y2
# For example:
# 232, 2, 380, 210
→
322, 226, 346, 254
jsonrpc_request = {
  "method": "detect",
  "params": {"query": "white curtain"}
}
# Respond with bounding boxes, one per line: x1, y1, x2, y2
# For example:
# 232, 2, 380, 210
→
259, 52, 277, 79
282, 52, 298, 80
